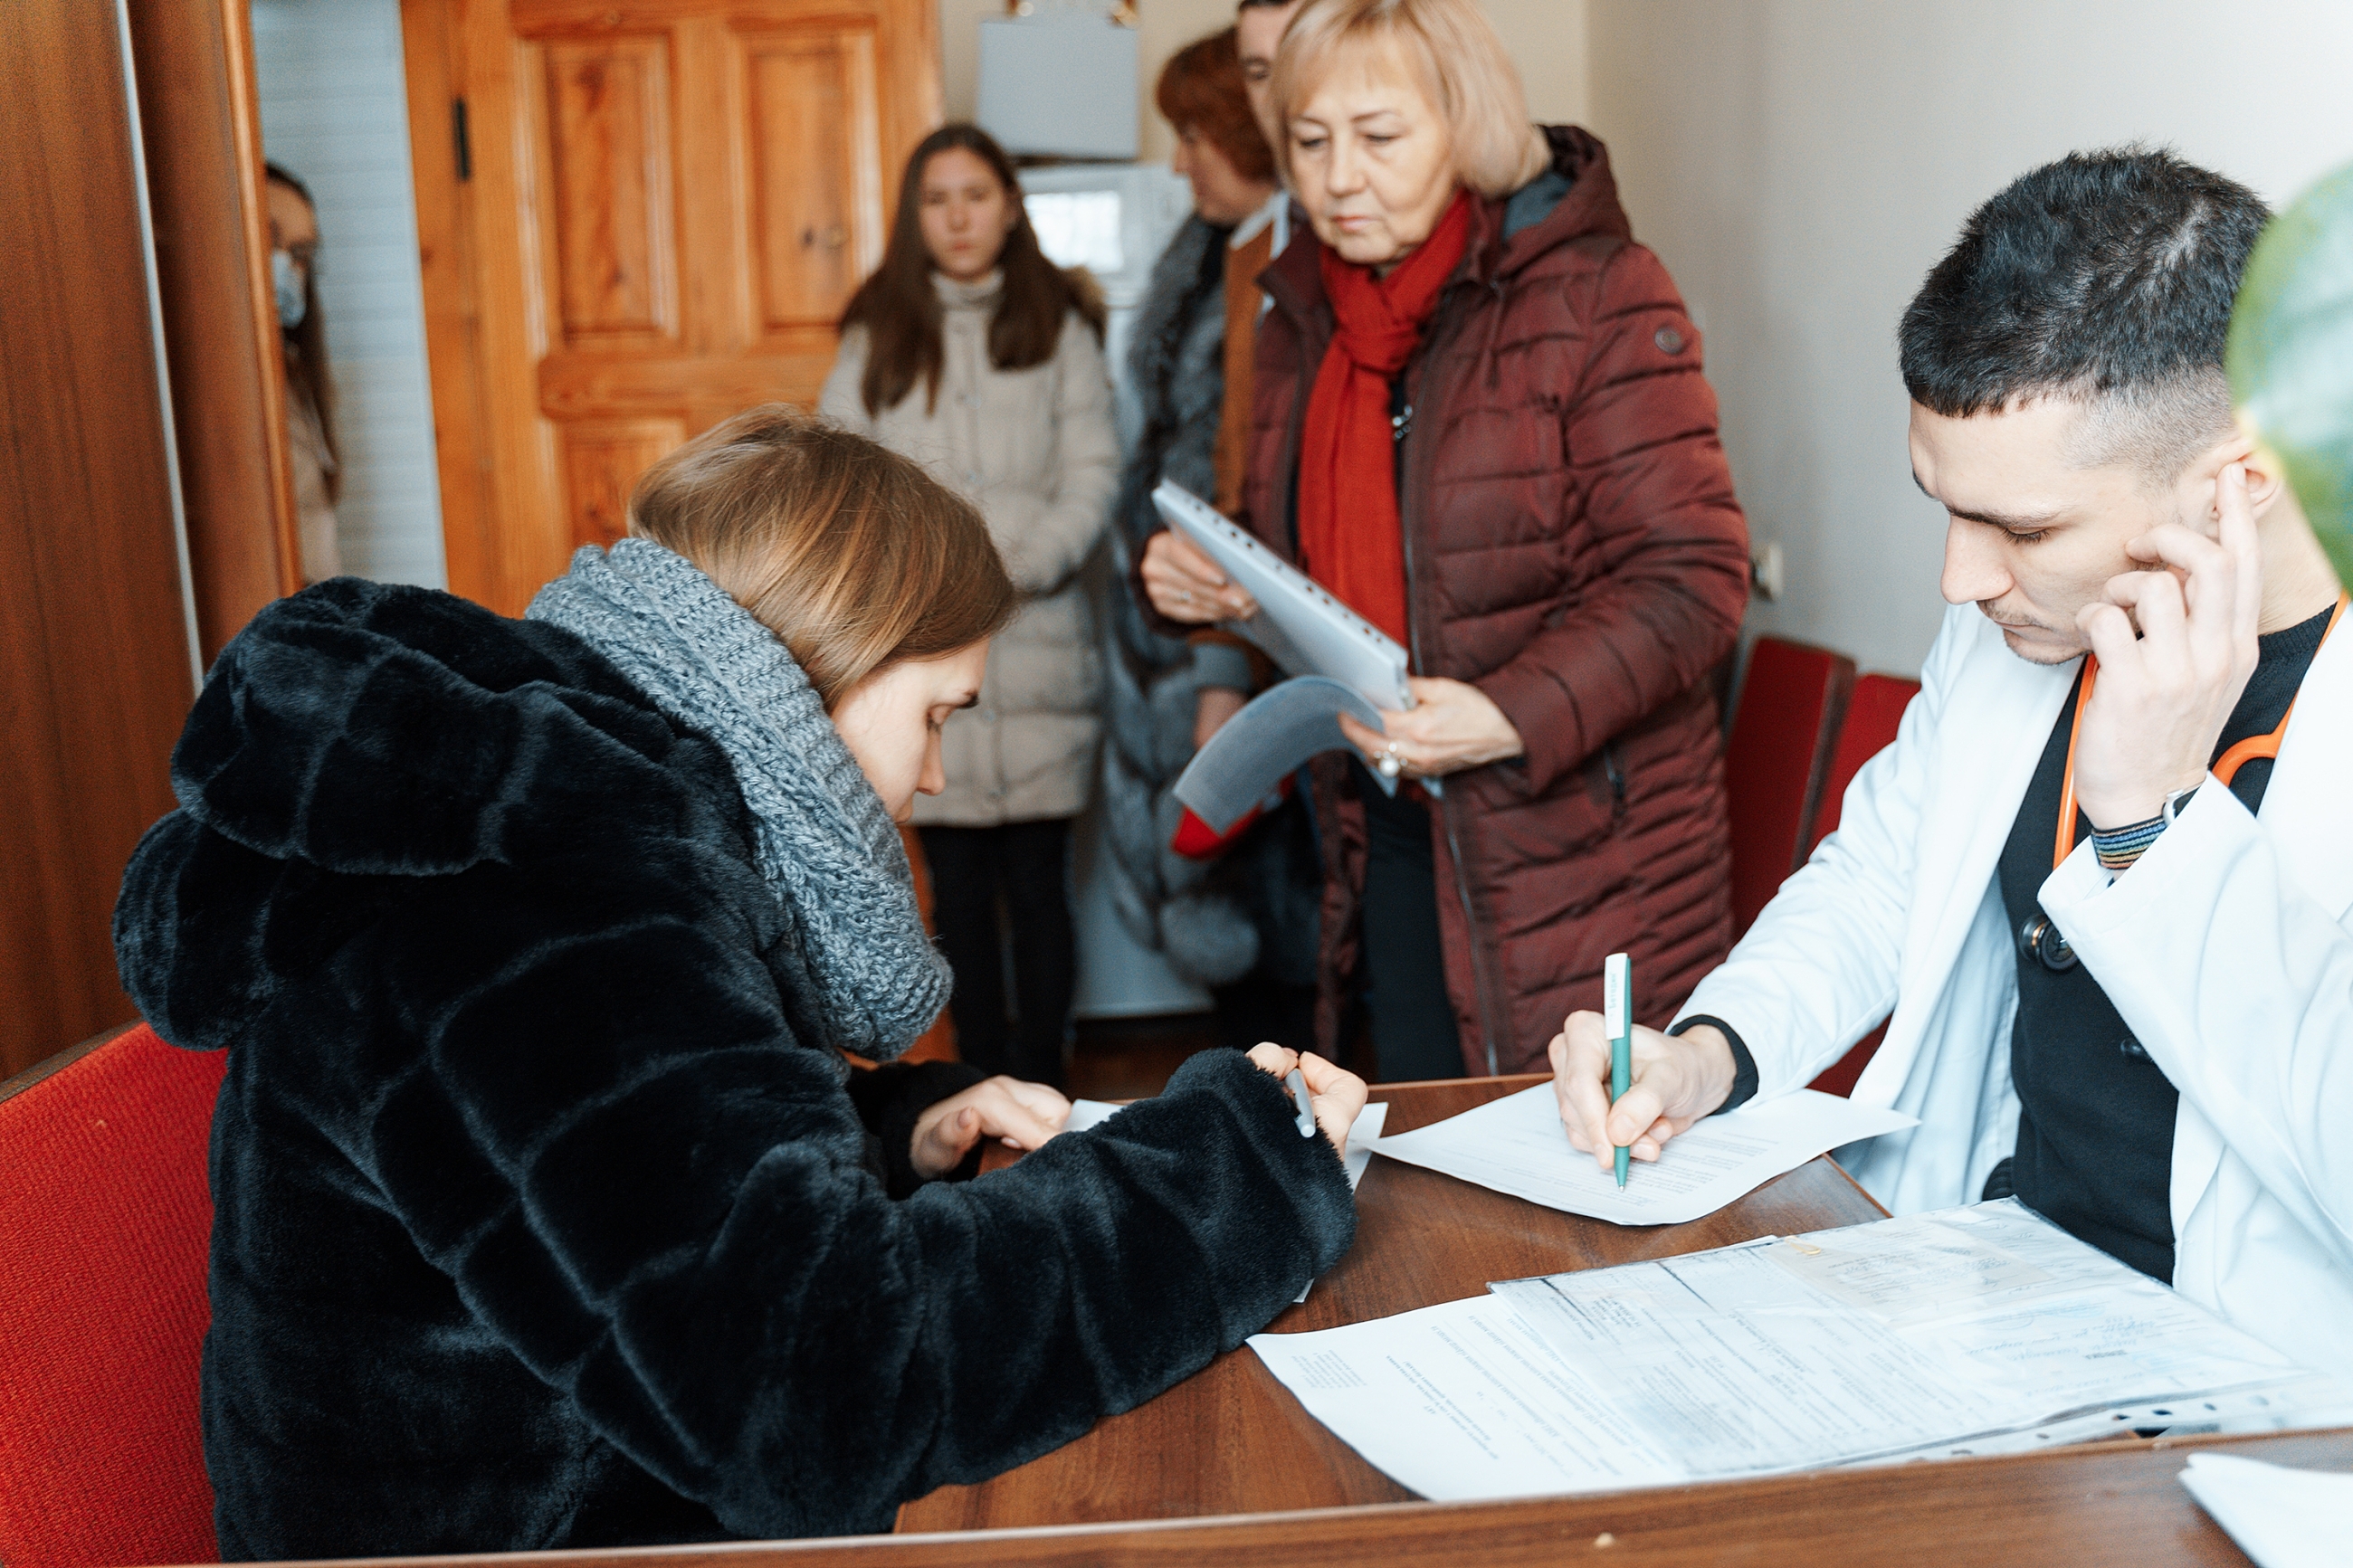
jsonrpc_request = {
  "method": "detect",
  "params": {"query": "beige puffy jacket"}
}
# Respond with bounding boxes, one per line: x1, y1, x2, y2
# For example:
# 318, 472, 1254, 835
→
819, 272, 1118, 826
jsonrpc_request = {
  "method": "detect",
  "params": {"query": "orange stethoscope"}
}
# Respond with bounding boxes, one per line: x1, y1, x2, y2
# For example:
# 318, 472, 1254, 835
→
2051, 592, 2349, 869
2022, 592, 2348, 974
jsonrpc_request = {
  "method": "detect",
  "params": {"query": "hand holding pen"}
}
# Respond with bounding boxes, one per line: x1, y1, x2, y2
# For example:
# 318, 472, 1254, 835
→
1546, 981, 1741, 1175
1246, 1043, 1368, 1158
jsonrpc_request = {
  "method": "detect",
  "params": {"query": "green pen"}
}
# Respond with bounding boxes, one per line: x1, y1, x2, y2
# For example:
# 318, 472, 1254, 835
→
1605, 951, 1633, 1189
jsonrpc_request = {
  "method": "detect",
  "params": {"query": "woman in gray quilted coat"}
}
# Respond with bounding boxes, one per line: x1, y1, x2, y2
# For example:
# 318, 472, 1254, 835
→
821, 124, 1117, 1088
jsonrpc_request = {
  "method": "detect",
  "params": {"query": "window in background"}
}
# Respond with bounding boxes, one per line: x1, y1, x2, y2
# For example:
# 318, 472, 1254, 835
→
1024, 190, 1126, 275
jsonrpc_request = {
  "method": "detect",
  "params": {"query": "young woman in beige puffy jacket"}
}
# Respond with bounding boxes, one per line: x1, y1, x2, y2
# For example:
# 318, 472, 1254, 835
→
821, 124, 1118, 1088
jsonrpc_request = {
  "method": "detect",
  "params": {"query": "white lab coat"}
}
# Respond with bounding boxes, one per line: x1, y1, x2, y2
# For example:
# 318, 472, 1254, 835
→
1678, 602, 2353, 1378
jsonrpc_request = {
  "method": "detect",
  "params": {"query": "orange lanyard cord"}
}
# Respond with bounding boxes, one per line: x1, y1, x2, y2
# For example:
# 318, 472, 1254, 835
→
2053, 592, 2350, 870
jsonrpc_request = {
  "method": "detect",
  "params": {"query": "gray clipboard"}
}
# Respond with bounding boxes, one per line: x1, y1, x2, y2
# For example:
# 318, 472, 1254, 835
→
1150, 480, 1413, 711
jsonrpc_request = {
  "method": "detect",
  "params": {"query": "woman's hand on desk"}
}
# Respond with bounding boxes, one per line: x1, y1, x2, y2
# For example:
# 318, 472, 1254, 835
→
910, 1076, 1072, 1180
1338, 678, 1525, 779
1142, 529, 1258, 624
1246, 1042, 1367, 1157
1548, 1014, 1737, 1172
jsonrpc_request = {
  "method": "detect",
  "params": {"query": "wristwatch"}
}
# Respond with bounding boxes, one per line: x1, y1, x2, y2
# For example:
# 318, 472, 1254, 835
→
2161, 783, 2201, 824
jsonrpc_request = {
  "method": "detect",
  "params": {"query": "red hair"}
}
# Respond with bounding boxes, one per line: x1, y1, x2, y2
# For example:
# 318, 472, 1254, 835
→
1156, 29, 1274, 185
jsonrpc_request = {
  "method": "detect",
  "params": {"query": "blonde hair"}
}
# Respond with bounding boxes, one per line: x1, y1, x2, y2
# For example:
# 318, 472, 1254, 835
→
1271, 0, 1548, 199
627, 405, 1017, 708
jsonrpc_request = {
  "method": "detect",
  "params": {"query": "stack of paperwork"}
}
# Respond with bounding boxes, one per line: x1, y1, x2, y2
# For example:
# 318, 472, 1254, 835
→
1250, 1201, 2345, 1502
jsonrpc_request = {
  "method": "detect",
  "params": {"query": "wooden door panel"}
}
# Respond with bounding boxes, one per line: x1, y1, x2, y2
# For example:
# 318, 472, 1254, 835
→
559, 418, 685, 547
411, 0, 942, 615
742, 24, 881, 337
538, 349, 835, 415
535, 33, 680, 347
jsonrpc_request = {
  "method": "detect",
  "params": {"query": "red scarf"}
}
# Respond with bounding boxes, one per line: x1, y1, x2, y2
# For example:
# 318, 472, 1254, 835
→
1296, 191, 1473, 648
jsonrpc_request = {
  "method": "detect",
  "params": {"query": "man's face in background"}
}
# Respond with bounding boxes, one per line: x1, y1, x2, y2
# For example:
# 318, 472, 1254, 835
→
1236, 1, 1306, 155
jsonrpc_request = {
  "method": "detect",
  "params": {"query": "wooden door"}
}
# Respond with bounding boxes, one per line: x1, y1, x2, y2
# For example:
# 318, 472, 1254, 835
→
402, 0, 939, 616
1, 0, 204, 1074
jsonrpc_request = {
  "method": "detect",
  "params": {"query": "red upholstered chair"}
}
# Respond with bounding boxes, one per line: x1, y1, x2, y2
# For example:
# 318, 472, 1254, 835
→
1803, 672, 1923, 1098
0, 1022, 224, 1568
1723, 636, 1855, 938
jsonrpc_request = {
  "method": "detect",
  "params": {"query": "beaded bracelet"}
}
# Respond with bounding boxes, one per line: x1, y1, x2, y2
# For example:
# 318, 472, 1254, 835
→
2090, 784, 2200, 872
2091, 814, 2167, 871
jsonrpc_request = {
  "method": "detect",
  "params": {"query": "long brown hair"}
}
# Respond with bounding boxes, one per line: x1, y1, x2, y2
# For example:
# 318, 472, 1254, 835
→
266, 162, 339, 503
627, 405, 1017, 708
838, 124, 1106, 417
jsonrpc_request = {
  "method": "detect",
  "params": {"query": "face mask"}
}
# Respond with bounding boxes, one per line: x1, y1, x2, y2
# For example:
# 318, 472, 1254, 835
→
272, 248, 307, 330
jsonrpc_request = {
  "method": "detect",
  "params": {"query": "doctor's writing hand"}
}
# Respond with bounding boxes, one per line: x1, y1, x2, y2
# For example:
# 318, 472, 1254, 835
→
1337, 677, 1525, 780
1247, 1042, 1368, 1158
910, 1076, 1072, 1180
1142, 529, 1259, 624
2071, 464, 2263, 832
1549, 1013, 1736, 1174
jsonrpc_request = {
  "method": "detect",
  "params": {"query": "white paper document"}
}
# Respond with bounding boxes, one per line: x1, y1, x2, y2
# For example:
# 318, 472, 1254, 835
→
1369, 1083, 1916, 1226
1066, 1097, 1387, 1181
1251, 1202, 2340, 1504
2178, 1453, 2353, 1568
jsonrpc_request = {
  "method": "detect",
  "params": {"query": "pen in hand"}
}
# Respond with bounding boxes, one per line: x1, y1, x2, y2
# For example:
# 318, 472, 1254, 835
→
1605, 952, 1633, 1189
1286, 1068, 1318, 1138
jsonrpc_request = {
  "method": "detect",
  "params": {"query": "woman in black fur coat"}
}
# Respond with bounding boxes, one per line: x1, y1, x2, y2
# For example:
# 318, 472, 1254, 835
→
113, 407, 1366, 1559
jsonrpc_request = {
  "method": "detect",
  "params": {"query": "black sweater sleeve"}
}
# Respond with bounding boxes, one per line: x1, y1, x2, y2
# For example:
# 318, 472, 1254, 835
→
357, 870, 1358, 1541
843, 1059, 989, 1197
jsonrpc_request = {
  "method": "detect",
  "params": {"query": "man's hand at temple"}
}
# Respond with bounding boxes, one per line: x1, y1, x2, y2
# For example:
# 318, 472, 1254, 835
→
2071, 463, 2263, 831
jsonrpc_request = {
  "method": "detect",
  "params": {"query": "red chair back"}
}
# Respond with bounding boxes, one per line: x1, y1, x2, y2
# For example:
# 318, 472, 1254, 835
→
0, 1023, 224, 1568
1807, 671, 1923, 852
1724, 637, 1854, 936
1803, 673, 1921, 1097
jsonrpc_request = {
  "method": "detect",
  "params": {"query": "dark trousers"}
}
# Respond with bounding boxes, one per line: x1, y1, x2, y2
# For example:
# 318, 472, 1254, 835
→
918, 820, 1075, 1089
1355, 763, 1464, 1081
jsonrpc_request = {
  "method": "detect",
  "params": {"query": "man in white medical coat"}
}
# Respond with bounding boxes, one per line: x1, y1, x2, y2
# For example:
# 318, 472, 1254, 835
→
1550, 148, 2353, 1375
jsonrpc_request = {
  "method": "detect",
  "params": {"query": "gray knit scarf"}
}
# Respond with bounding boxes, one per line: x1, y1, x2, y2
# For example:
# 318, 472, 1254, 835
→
528, 539, 950, 1060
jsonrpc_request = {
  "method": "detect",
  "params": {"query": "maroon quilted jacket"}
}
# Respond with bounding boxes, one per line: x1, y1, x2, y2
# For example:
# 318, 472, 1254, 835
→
1234, 128, 1749, 1075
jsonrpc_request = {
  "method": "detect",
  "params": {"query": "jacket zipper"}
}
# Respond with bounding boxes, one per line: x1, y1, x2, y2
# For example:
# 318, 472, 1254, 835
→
1396, 286, 1508, 1076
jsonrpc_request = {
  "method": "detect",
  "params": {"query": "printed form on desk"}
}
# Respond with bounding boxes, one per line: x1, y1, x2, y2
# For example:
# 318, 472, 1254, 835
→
1249, 1201, 2350, 1503
1369, 1083, 1916, 1226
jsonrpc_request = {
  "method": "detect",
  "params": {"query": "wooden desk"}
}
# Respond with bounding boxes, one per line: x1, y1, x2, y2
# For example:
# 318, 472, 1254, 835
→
272, 1074, 2353, 1568
901, 1072, 1886, 1530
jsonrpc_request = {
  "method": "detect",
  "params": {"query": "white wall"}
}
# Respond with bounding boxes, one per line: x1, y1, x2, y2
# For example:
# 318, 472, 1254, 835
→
1587, 0, 2353, 676
252, 0, 447, 588
938, 0, 1588, 166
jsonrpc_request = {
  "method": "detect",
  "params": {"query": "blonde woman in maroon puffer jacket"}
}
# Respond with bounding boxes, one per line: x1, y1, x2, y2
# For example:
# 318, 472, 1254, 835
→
1142, 0, 1749, 1079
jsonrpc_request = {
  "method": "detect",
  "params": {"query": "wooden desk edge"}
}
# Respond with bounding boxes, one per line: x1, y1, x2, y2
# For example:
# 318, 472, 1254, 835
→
206, 1425, 2353, 1568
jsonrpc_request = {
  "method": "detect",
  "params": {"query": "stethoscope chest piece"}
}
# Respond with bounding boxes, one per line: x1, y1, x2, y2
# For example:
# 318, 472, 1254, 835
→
2018, 911, 2079, 972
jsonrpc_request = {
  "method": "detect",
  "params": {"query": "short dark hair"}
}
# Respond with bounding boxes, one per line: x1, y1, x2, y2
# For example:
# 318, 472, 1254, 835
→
1900, 147, 2272, 479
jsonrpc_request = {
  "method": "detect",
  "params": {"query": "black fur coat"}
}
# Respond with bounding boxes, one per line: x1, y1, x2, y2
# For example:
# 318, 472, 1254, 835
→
113, 581, 1357, 1558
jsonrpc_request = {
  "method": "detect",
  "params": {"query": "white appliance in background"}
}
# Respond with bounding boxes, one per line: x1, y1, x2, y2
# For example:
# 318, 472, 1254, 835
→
1020, 160, 1209, 1022
978, 10, 1139, 161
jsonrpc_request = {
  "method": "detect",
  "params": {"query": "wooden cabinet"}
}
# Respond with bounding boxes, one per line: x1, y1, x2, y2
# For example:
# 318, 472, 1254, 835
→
403, 0, 939, 615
